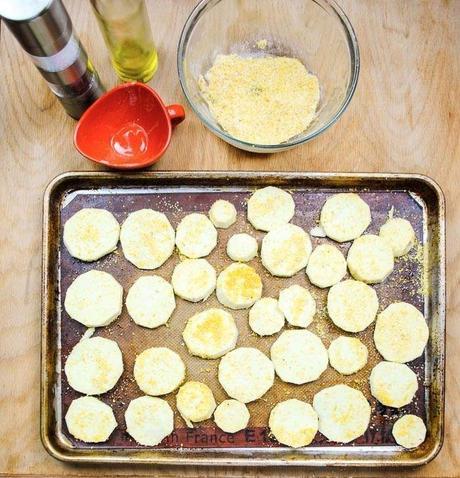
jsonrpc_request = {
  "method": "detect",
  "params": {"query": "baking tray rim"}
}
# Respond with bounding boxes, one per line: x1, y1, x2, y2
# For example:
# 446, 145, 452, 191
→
40, 170, 446, 467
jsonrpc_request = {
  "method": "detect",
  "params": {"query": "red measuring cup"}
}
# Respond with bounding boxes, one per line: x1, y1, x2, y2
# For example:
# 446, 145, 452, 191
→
74, 82, 185, 169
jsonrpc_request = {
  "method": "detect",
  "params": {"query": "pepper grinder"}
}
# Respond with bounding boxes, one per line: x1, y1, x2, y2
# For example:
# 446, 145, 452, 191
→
0, 0, 105, 119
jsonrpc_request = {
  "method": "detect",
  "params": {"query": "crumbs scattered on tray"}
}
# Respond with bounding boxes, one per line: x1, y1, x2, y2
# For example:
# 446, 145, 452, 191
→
56, 186, 431, 452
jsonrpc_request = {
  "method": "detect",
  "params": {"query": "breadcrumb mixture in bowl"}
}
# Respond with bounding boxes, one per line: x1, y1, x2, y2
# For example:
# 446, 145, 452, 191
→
199, 54, 320, 145
178, 0, 359, 152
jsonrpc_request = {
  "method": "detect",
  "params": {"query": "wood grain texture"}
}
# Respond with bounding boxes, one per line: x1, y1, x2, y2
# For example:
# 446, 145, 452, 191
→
0, 0, 458, 476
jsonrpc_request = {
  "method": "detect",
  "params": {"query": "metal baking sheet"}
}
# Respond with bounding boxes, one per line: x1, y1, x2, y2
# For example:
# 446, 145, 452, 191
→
41, 171, 445, 466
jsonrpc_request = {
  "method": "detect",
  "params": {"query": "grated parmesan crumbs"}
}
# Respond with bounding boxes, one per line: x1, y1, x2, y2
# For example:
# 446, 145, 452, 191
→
199, 54, 320, 145
255, 39, 268, 50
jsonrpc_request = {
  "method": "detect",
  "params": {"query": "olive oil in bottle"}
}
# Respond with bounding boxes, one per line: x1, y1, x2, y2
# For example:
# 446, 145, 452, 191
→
91, 0, 158, 83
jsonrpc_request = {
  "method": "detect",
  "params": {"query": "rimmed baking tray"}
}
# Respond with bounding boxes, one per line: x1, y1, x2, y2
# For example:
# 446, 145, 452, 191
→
41, 171, 445, 466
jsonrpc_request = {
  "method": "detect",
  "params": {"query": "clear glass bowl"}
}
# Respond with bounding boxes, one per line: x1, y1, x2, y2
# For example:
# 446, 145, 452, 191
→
177, 0, 359, 153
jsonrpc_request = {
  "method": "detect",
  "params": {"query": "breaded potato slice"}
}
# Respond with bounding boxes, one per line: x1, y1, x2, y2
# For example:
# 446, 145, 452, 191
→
370, 361, 418, 408
218, 347, 274, 403
63, 208, 120, 261
379, 217, 416, 257
120, 209, 175, 269
209, 200, 237, 228
261, 224, 312, 277
328, 336, 368, 375
176, 381, 216, 427
313, 384, 371, 443
171, 258, 216, 302
278, 284, 316, 328
392, 415, 426, 448
327, 279, 378, 332
214, 399, 250, 433
134, 347, 185, 396
306, 244, 347, 288
269, 399, 318, 448
216, 263, 262, 309
183, 308, 238, 359
270, 330, 328, 384
175, 213, 217, 258
249, 298, 285, 336
227, 233, 258, 262
347, 234, 394, 284
247, 186, 295, 232
374, 302, 429, 363
65, 336, 123, 395
64, 270, 123, 327
126, 275, 175, 329
125, 396, 174, 446
320, 193, 371, 243
65, 396, 117, 443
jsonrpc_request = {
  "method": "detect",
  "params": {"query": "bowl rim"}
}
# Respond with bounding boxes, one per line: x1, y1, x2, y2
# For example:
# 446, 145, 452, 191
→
177, 0, 360, 150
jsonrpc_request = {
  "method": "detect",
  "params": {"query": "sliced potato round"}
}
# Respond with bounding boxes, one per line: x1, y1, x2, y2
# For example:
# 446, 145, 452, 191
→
65, 396, 117, 443
65, 336, 123, 395
306, 244, 347, 288
63, 208, 120, 261
226, 233, 258, 262
247, 186, 295, 232
216, 263, 262, 309
209, 200, 237, 228
125, 396, 174, 446
370, 361, 418, 408
313, 384, 371, 443
176, 381, 216, 427
183, 308, 238, 359
261, 224, 312, 277
328, 336, 368, 375
218, 347, 274, 403
134, 347, 185, 396
269, 399, 318, 448
374, 302, 429, 363
126, 275, 175, 329
120, 209, 175, 270
171, 258, 216, 302
347, 234, 394, 284
379, 217, 416, 257
175, 213, 217, 258
214, 399, 250, 433
64, 270, 123, 327
392, 415, 427, 448
327, 279, 378, 333
270, 330, 328, 384
249, 297, 285, 336
320, 193, 371, 243
278, 284, 316, 328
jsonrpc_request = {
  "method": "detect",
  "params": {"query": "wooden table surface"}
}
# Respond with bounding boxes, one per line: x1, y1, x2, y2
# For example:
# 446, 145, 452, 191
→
0, 0, 459, 476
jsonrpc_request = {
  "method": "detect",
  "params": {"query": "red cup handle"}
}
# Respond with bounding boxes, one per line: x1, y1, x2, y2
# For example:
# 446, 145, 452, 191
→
167, 104, 185, 127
